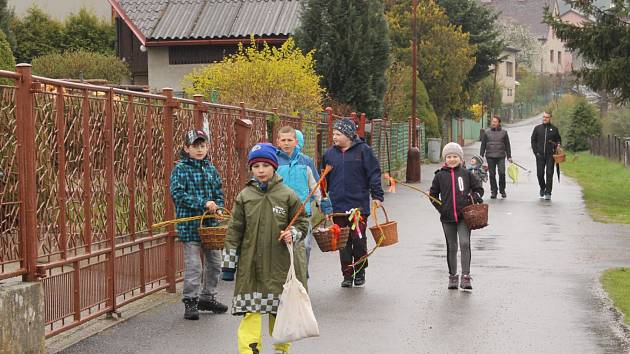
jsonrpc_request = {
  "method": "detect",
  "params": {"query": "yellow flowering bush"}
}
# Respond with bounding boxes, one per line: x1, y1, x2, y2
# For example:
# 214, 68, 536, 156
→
182, 38, 324, 115
470, 103, 483, 122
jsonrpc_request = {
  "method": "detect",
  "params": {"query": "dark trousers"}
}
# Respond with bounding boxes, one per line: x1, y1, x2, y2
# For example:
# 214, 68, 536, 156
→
536, 154, 555, 194
442, 222, 471, 276
486, 157, 506, 194
333, 215, 368, 278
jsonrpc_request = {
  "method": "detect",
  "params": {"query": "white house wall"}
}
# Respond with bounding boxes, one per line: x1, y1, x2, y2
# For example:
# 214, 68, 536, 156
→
147, 47, 207, 93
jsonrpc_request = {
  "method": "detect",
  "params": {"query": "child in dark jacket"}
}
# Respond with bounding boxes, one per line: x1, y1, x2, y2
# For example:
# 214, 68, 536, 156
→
169, 130, 228, 320
430, 143, 484, 290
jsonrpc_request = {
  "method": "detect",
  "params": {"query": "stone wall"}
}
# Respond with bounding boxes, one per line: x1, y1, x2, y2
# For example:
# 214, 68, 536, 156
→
0, 282, 44, 354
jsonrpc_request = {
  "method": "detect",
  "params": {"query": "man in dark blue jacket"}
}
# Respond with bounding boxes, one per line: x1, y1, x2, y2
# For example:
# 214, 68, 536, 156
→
322, 118, 384, 288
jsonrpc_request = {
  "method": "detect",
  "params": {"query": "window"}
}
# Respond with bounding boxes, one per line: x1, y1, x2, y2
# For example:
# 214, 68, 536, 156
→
507, 88, 513, 97
550, 50, 554, 63
506, 61, 513, 77
557, 51, 562, 65
168, 45, 238, 65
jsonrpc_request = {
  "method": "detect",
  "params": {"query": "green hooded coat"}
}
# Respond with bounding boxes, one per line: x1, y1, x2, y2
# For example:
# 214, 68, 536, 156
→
222, 174, 309, 315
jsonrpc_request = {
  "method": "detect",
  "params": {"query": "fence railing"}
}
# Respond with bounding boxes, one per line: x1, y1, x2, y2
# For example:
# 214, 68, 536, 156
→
589, 135, 630, 167
0, 64, 408, 337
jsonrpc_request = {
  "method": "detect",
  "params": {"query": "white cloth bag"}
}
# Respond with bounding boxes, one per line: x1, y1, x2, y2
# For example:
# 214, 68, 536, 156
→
272, 243, 320, 344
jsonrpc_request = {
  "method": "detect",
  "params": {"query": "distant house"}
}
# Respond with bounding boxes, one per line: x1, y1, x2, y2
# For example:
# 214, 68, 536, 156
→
558, 1, 614, 72
494, 47, 519, 105
477, 0, 568, 75
8, 0, 112, 20
109, 0, 301, 93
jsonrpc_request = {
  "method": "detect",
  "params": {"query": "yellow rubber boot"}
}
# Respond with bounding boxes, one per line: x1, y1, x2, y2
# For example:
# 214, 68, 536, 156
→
269, 314, 291, 353
237, 313, 263, 353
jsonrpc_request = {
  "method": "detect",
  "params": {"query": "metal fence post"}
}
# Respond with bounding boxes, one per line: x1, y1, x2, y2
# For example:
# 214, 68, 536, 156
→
15, 63, 38, 282
163, 88, 177, 293
359, 113, 366, 139
104, 88, 117, 314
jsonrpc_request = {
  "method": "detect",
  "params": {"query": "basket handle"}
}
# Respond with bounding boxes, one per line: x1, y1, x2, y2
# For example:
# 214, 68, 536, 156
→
371, 202, 389, 226
199, 207, 231, 227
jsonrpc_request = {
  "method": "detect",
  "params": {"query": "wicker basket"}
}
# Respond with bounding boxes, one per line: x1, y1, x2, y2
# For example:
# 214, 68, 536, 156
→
312, 218, 349, 252
553, 145, 566, 163
462, 197, 489, 230
369, 205, 398, 247
199, 209, 230, 250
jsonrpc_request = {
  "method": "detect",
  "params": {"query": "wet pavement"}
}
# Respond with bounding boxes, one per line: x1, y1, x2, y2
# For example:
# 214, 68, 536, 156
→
61, 116, 630, 353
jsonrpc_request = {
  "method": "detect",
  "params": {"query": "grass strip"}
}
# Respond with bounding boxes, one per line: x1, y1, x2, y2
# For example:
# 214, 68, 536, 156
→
601, 268, 630, 327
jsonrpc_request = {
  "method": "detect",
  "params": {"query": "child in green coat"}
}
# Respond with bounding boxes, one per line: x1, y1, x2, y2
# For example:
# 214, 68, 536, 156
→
222, 143, 309, 354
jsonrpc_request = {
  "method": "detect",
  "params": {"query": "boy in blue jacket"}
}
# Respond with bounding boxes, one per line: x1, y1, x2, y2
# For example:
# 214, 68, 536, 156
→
322, 118, 384, 288
169, 130, 228, 320
276, 126, 333, 273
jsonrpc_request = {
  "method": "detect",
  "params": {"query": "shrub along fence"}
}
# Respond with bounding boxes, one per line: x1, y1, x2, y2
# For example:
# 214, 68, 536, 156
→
589, 135, 630, 167
0, 64, 409, 337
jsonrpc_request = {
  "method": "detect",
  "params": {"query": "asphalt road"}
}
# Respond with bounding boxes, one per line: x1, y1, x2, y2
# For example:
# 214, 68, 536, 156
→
61, 116, 630, 354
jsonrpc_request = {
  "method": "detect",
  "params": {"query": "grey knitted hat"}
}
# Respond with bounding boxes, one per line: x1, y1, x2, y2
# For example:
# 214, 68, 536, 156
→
442, 142, 464, 161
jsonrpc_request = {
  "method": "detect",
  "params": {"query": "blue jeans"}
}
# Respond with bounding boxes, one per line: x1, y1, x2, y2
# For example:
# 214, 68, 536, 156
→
183, 242, 221, 301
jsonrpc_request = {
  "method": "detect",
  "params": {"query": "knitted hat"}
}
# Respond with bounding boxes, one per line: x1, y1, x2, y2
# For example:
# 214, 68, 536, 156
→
248, 143, 279, 170
295, 129, 305, 149
442, 142, 464, 161
333, 118, 357, 139
184, 129, 208, 146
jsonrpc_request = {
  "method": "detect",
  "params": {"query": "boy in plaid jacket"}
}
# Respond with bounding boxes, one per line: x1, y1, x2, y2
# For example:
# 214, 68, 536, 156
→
169, 129, 228, 320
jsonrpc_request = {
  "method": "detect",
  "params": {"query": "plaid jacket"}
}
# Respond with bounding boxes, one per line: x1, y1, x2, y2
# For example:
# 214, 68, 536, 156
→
169, 152, 224, 242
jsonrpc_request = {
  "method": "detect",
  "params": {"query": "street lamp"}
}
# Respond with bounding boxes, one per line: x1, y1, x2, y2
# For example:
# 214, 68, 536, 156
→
406, 0, 421, 183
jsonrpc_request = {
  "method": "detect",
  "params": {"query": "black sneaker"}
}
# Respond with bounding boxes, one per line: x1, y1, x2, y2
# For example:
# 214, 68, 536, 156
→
448, 274, 459, 289
198, 298, 228, 313
341, 277, 353, 288
460, 275, 473, 290
490, 193, 497, 199
500, 191, 506, 198
539, 189, 545, 199
354, 275, 365, 287
182, 298, 199, 320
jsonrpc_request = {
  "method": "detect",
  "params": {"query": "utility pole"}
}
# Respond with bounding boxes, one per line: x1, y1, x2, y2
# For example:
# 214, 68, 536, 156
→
406, 0, 421, 183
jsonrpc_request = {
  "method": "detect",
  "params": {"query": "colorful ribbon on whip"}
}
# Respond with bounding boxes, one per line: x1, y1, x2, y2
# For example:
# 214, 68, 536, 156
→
347, 208, 363, 238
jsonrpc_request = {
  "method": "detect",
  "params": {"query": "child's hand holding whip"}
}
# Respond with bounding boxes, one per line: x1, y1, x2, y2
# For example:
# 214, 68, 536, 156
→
278, 165, 333, 242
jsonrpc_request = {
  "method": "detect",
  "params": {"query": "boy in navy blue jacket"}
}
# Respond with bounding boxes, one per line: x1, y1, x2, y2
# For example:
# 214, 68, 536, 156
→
322, 118, 384, 288
169, 130, 228, 320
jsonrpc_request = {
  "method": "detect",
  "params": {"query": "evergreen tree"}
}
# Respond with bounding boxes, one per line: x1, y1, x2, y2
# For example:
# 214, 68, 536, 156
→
0, 30, 15, 84
437, 0, 504, 90
11, 6, 63, 63
63, 8, 115, 55
545, 1, 630, 103
294, 0, 390, 117
0, 0, 15, 51
566, 99, 601, 152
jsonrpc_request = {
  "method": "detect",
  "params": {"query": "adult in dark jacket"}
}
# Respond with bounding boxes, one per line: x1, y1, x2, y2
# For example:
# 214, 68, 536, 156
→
322, 118, 384, 288
480, 116, 512, 199
531, 112, 562, 200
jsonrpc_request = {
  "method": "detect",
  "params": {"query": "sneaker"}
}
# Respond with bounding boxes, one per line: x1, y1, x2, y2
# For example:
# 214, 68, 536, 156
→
460, 275, 473, 290
198, 298, 228, 313
490, 193, 497, 199
182, 298, 199, 320
354, 274, 365, 287
341, 277, 353, 288
448, 274, 459, 289
539, 189, 545, 199
500, 191, 507, 198
544, 194, 551, 200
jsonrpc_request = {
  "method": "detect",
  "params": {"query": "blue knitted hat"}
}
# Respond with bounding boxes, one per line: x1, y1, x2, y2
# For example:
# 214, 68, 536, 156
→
248, 143, 279, 170
333, 118, 357, 139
